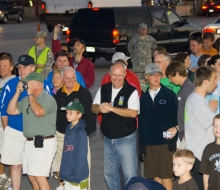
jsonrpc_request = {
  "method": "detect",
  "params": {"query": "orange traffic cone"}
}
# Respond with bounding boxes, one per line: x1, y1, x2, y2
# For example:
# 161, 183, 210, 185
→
37, 22, 41, 31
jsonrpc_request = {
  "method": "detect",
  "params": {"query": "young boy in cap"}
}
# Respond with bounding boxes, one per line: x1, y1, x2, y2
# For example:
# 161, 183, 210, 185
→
199, 114, 220, 190
60, 100, 88, 190
173, 149, 198, 190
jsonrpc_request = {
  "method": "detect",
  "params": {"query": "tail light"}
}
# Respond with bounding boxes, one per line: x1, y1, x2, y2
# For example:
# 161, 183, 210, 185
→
66, 29, 70, 35
92, 8, 99, 11
216, 6, 220, 8
41, 2, 45, 10
112, 30, 119, 44
203, 28, 215, 33
88, 1, 92, 8
66, 29, 70, 42
211, 2, 214, 5
202, 6, 208, 9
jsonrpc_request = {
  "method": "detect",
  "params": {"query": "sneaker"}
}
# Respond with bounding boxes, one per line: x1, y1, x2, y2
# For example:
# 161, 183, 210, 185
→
2, 178, 12, 190
0, 177, 7, 188
56, 185, 64, 190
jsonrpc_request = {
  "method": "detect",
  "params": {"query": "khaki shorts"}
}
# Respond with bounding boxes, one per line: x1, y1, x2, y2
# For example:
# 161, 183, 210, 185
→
144, 144, 173, 179
23, 136, 57, 177
52, 131, 65, 172
1, 126, 26, 165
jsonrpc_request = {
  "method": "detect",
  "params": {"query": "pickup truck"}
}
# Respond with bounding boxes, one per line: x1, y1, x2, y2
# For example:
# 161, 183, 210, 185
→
67, 6, 202, 63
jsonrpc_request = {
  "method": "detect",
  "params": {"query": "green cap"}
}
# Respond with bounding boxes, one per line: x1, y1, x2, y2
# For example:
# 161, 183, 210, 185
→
21, 72, 44, 83
65, 101, 84, 114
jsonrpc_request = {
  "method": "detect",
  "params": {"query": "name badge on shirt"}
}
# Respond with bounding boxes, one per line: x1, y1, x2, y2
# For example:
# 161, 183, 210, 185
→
118, 96, 124, 105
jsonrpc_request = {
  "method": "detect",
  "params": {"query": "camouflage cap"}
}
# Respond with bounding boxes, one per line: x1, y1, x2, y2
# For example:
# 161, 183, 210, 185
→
33, 31, 47, 38
139, 23, 147, 30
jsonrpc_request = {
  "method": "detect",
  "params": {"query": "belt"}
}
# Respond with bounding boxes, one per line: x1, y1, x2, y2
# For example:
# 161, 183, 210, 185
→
26, 135, 55, 141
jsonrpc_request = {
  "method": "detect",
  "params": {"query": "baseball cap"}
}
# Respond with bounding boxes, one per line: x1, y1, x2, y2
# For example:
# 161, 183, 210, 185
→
139, 23, 147, 30
125, 177, 166, 190
16, 55, 35, 66
72, 38, 86, 47
64, 100, 84, 114
128, 183, 148, 190
33, 31, 47, 38
145, 63, 162, 75
21, 72, 44, 83
111, 52, 130, 63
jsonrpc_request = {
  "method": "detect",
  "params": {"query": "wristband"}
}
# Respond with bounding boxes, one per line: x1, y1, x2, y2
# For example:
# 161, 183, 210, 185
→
28, 94, 35, 97
174, 126, 179, 132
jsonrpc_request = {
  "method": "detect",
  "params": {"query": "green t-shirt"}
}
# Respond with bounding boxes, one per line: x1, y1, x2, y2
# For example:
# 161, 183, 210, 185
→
145, 77, 180, 95
17, 91, 57, 138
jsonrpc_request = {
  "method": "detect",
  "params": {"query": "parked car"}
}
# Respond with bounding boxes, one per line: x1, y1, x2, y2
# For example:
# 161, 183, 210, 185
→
202, 1, 220, 16
67, 6, 202, 65
0, 1, 24, 24
203, 17, 220, 40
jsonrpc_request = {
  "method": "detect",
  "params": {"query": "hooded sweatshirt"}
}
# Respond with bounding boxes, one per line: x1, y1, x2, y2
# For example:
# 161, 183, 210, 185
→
60, 119, 88, 183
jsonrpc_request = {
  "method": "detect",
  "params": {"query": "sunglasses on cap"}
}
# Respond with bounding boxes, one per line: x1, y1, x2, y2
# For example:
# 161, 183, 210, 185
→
190, 36, 202, 44
0, 52, 12, 58
72, 38, 86, 47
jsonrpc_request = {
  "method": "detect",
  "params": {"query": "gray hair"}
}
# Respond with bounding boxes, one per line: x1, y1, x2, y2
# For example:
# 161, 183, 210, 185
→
60, 66, 76, 79
155, 51, 172, 63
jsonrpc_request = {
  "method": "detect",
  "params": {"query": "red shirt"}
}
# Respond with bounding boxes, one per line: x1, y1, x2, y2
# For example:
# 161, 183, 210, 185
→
52, 39, 95, 89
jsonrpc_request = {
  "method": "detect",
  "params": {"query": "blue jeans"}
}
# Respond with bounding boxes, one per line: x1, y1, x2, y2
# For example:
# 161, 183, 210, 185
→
104, 132, 137, 190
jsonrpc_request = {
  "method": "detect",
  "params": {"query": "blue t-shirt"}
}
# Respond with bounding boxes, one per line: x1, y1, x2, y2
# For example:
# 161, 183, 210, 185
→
46, 70, 86, 89
190, 54, 201, 69
0, 77, 52, 132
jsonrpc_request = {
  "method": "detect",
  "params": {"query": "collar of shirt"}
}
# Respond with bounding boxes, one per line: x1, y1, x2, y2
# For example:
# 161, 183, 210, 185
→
62, 82, 80, 94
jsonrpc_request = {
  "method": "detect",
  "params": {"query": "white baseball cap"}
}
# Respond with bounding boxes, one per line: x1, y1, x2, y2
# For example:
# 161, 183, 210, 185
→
111, 52, 130, 63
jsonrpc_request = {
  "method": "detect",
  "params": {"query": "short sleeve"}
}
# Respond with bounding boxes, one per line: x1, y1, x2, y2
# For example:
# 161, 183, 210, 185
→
40, 95, 57, 115
93, 88, 101, 105
199, 146, 210, 175
128, 90, 139, 112
17, 100, 23, 113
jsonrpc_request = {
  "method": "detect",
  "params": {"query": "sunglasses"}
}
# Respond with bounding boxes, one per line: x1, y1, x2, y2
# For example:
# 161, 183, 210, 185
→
0, 52, 12, 58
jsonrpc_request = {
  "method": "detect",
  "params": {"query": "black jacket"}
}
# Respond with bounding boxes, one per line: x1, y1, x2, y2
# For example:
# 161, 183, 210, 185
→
100, 80, 136, 139
138, 84, 178, 146
54, 86, 96, 136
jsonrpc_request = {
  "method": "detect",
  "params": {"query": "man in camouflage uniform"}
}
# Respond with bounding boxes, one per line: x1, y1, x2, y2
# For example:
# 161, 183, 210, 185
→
128, 23, 157, 80
27, 31, 54, 78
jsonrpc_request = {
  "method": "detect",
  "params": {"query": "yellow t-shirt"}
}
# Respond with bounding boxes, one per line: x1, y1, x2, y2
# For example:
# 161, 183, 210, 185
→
202, 47, 218, 56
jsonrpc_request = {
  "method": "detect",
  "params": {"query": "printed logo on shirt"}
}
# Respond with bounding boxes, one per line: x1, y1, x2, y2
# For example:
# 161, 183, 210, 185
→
209, 154, 220, 172
118, 96, 124, 105
159, 99, 166, 104
64, 141, 74, 152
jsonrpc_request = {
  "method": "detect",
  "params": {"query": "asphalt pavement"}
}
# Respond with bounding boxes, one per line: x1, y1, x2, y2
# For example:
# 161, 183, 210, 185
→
0, 15, 219, 189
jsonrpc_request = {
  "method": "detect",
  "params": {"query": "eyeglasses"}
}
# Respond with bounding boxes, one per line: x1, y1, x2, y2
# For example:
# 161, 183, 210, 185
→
111, 73, 124, 78
190, 36, 202, 44
26, 104, 30, 114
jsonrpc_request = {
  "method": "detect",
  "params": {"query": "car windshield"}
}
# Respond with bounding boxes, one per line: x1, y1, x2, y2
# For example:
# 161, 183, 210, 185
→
215, 17, 220, 24
71, 9, 114, 28
0, 2, 8, 8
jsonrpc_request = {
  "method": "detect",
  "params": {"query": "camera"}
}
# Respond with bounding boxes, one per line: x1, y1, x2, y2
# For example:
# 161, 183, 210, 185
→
163, 131, 171, 138
23, 83, 28, 90
60, 25, 65, 30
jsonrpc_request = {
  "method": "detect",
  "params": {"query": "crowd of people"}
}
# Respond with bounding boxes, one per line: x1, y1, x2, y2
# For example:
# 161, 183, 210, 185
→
0, 21, 220, 190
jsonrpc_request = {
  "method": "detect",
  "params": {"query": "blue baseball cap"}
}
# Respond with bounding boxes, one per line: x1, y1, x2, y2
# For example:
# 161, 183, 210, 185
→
16, 55, 35, 66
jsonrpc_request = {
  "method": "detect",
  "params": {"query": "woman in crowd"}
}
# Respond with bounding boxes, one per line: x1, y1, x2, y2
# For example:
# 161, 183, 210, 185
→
52, 69, 63, 95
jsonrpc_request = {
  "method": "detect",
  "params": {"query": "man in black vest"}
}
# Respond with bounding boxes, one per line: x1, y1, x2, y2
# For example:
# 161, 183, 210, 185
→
92, 62, 139, 190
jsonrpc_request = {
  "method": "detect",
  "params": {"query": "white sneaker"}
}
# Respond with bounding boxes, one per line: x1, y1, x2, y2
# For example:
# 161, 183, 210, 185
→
56, 185, 64, 190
